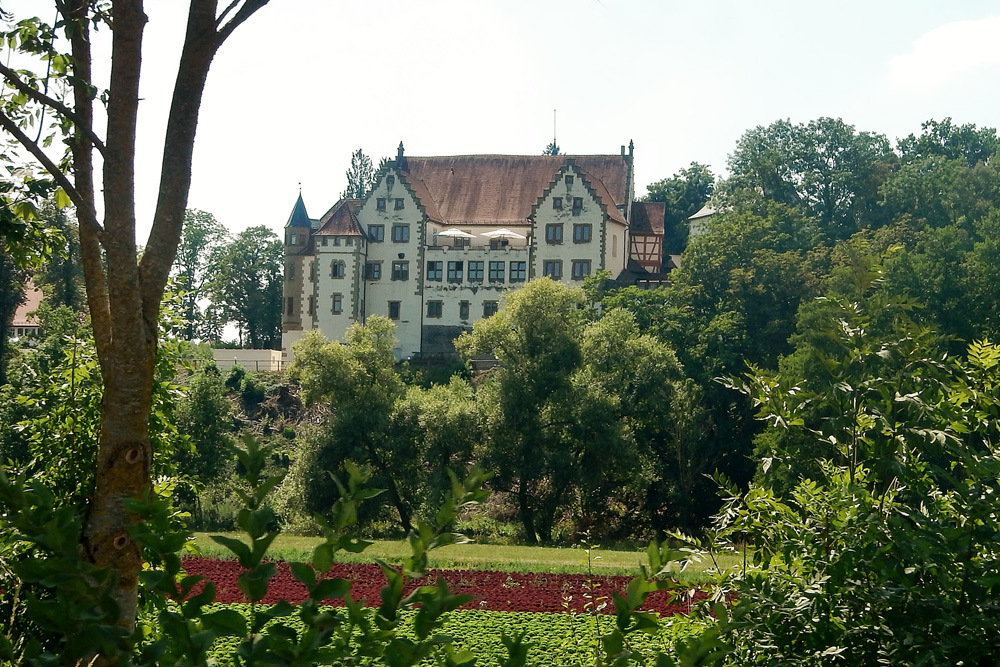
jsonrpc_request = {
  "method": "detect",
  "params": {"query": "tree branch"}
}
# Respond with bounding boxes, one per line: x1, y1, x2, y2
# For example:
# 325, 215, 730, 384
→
0, 110, 98, 232
140, 0, 268, 321
0, 61, 108, 157
215, 0, 241, 28
216, 0, 270, 43
58, 0, 111, 378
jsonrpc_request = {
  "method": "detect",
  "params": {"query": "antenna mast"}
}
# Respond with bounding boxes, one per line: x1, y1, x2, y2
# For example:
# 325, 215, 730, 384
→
553, 109, 557, 147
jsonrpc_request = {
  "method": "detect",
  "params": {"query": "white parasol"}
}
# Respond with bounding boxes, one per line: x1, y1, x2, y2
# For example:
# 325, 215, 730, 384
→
480, 228, 527, 240
436, 228, 476, 238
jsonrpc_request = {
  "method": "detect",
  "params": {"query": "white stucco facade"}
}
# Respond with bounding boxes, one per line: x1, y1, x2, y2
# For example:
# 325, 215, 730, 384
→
281, 145, 652, 361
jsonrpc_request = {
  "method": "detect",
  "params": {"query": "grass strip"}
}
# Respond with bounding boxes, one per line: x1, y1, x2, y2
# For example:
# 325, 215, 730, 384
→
191, 533, 739, 581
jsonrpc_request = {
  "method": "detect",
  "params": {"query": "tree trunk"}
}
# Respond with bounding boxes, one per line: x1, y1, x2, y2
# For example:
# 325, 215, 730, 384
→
518, 477, 537, 545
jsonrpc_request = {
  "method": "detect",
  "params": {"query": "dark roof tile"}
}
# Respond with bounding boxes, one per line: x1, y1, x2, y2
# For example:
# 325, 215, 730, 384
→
315, 199, 364, 236
401, 154, 628, 225
630, 201, 665, 235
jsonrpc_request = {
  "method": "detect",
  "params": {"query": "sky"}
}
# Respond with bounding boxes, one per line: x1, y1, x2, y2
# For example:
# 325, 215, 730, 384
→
7, 0, 1000, 242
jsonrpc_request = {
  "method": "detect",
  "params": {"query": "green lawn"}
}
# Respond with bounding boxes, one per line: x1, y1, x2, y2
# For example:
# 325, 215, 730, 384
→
190, 533, 740, 581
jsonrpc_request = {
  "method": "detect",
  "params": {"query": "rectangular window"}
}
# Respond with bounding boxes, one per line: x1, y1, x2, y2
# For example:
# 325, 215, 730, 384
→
365, 262, 382, 280
307, 295, 315, 316
346, 238, 353, 246
394, 198, 404, 210
459, 301, 470, 320
286, 263, 294, 281
447, 261, 464, 282
468, 261, 484, 282
571, 260, 592, 280
553, 197, 563, 211
286, 296, 293, 316
376, 198, 386, 212
322, 237, 328, 246
489, 261, 505, 283
427, 261, 443, 281
546, 224, 563, 244
573, 224, 592, 243
454, 236, 470, 248
309, 262, 317, 281
332, 293, 343, 314
392, 224, 410, 243
572, 197, 583, 216
483, 301, 499, 318
427, 300, 443, 318
388, 301, 400, 320
368, 224, 384, 242
391, 261, 409, 281
387, 175, 395, 188
543, 260, 562, 279
565, 175, 574, 187
331, 260, 345, 278
509, 261, 526, 282
333, 237, 341, 246
290, 233, 298, 245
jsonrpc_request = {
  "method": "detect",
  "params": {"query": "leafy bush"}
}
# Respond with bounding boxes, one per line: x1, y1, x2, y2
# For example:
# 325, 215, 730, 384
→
696, 292, 1000, 664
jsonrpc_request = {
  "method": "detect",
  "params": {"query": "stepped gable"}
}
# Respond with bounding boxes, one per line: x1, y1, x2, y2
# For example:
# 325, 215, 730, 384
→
315, 198, 364, 237
400, 154, 628, 225
630, 201, 665, 234
575, 163, 627, 224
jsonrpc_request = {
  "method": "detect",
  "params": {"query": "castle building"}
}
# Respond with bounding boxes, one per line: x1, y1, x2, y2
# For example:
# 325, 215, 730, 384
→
282, 142, 667, 360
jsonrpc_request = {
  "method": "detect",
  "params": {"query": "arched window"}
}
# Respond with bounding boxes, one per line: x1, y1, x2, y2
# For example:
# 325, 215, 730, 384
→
331, 260, 346, 278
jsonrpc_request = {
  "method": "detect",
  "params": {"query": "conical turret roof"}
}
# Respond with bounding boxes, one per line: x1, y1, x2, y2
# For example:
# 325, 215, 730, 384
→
285, 192, 312, 228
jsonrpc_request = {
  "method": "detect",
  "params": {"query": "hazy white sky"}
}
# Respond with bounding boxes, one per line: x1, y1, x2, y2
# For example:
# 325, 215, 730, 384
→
8, 1, 1000, 241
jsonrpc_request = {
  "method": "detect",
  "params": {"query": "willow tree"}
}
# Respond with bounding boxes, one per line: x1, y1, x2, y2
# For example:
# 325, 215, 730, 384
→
0, 0, 270, 626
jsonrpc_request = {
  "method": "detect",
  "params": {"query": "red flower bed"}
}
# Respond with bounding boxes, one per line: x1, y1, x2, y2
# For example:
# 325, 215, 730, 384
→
181, 557, 707, 616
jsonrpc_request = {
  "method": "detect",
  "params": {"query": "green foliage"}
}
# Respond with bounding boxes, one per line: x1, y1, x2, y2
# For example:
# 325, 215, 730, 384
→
457, 280, 694, 541
703, 307, 1000, 664
172, 209, 229, 341
205, 226, 283, 349
721, 117, 895, 240
0, 432, 508, 665
30, 203, 85, 313
340, 148, 378, 200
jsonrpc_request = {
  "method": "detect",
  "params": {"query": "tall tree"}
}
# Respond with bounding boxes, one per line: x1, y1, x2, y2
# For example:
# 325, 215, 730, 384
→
340, 148, 377, 199
0, 0, 270, 631
456, 279, 585, 543
897, 117, 999, 167
722, 117, 895, 241
0, 247, 26, 385
172, 209, 229, 340
206, 225, 282, 349
289, 320, 415, 531
33, 203, 86, 312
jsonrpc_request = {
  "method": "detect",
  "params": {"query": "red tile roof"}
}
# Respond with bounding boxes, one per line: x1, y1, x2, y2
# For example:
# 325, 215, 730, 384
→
401, 155, 629, 226
12, 279, 42, 327
315, 199, 364, 236
630, 201, 666, 235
